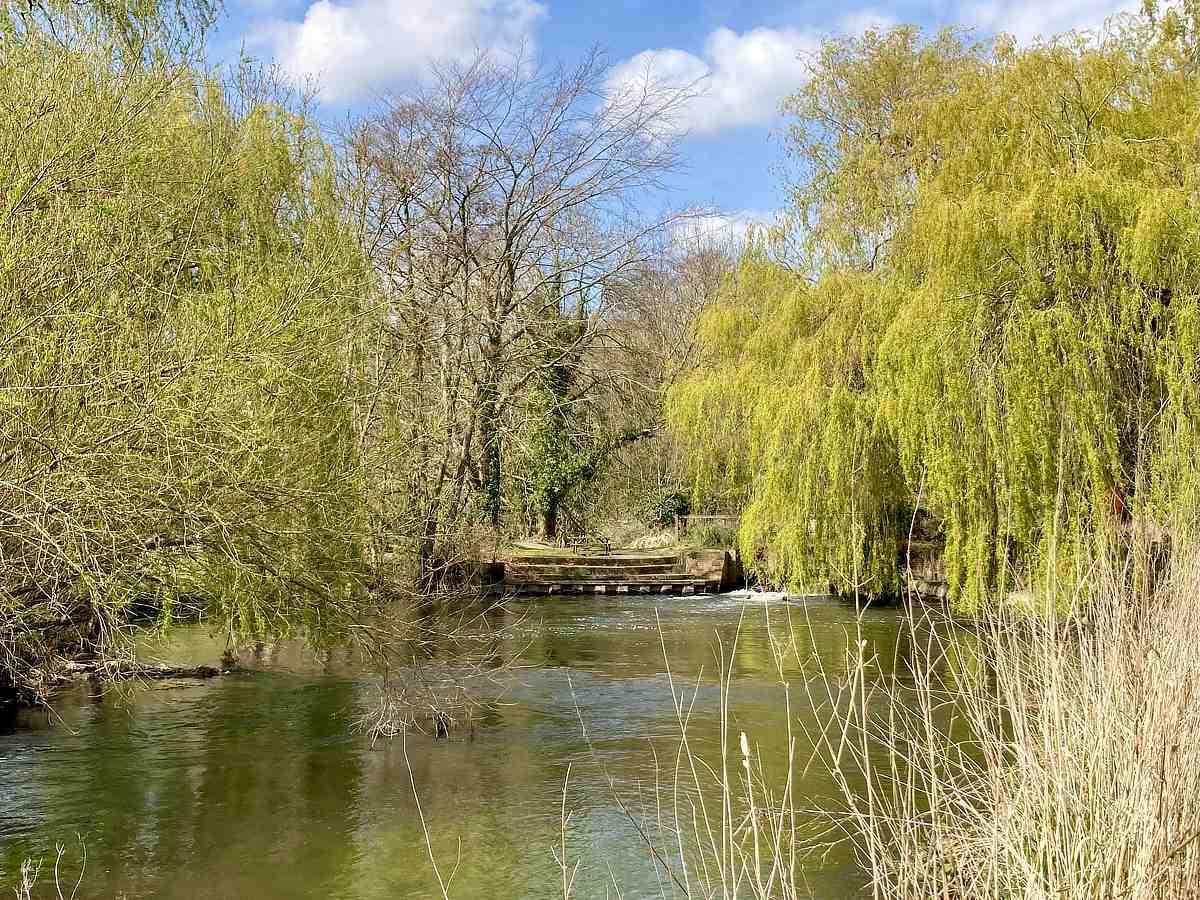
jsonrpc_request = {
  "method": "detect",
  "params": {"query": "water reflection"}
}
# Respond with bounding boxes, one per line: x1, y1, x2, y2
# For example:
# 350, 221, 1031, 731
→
0, 594, 957, 899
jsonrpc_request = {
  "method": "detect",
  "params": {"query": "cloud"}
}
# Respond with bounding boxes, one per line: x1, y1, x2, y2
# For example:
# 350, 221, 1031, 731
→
604, 11, 902, 138
959, 0, 1139, 43
606, 26, 820, 136
604, 0, 1145, 140
256, 0, 546, 102
670, 210, 779, 248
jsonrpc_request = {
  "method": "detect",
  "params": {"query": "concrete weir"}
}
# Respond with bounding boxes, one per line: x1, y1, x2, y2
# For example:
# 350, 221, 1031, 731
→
502, 549, 739, 596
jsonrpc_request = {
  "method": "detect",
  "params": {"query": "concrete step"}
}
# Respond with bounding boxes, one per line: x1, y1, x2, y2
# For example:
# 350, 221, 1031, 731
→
500, 549, 735, 598
505, 571, 697, 584
506, 563, 679, 577
507, 554, 678, 567
507, 580, 717, 596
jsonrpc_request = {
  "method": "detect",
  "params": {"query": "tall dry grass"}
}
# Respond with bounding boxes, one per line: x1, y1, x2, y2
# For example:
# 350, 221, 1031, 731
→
591, 557, 1200, 900
812, 555, 1200, 900
13, 841, 85, 900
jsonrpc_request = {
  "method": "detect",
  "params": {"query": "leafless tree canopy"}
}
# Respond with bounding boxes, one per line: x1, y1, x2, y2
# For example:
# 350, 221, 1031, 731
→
345, 48, 695, 550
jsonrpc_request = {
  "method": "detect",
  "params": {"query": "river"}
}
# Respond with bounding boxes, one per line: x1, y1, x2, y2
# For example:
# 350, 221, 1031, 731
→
0, 592, 930, 899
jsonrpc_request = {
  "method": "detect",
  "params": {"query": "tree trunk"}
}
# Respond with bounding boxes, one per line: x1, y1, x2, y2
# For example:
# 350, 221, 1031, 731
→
479, 385, 502, 527
416, 517, 440, 592
541, 500, 559, 541
479, 331, 504, 528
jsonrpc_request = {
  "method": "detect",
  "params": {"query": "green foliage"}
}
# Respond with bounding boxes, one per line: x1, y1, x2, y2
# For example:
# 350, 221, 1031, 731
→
523, 324, 580, 524
639, 486, 691, 528
520, 316, 634, 537
0, 0, 220, 62
686, 523, 737, 549
669, 8, 1200, 608
0, 28, 370, 692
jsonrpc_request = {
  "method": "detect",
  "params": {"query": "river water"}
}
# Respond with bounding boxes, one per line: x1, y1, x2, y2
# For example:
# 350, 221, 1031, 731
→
0, 593, 926, 899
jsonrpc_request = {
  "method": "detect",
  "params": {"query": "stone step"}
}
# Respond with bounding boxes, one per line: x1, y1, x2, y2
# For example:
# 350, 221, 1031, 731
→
506, 563, 679, 577
507, 580, 717, 596
507, 554, 678, 567
505, 571, 696, 584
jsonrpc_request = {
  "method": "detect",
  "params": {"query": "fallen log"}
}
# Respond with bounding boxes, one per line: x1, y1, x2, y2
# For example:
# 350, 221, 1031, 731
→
59, 660, 234, 680
2, 659, 240, 708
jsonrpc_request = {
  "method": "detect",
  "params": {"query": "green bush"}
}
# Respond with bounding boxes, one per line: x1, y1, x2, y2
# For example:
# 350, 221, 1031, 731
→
640, 486, 690, 528
687, 523, 738, 549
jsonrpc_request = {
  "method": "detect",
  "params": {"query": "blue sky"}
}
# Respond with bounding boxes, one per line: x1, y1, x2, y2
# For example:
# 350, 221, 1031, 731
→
211, 0, 1138, 235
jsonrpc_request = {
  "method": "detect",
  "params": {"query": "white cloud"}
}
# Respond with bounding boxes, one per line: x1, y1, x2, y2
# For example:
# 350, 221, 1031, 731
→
604, 11, 906, 139
602, 0, 1145, 139
257, 0, 546, 102
606, 26, 820, 136
839, 8, 900, 33
670, 210, 779, 248
960, 0, 1139, 43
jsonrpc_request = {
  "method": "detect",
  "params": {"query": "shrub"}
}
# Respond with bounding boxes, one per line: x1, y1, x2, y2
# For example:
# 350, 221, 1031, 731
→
687, 523, 738, 548
639, 486, 691, 528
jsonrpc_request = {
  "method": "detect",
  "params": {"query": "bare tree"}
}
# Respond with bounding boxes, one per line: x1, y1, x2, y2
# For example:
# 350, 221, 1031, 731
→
572, 229, 736, 525
601, 228, 737, 410
345, 47, 691, 561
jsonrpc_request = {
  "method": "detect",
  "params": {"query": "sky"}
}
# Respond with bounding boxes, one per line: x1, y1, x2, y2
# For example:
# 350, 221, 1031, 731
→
210, 0, 1141, 236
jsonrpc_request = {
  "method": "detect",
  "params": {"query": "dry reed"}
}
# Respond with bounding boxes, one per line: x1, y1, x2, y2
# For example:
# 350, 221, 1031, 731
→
811, 556, 1200, 900
595, 558, 1200, 899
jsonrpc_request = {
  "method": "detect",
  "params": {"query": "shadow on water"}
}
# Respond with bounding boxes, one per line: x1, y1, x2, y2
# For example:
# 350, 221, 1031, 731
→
0, 593, 963, 899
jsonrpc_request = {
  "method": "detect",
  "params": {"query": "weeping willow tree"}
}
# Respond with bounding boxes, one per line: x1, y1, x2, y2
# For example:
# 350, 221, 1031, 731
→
0, 0, 219, 60
0, 6, 375, 698
670, 5, 1200, 609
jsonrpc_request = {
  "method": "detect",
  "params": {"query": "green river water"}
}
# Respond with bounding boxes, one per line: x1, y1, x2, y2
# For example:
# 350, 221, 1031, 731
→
0, 593, 934, 899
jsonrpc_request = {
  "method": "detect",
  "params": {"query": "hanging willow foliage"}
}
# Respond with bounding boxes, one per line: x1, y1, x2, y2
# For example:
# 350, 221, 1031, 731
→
669, 7, 1200, 609
0, 25, 372, 695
